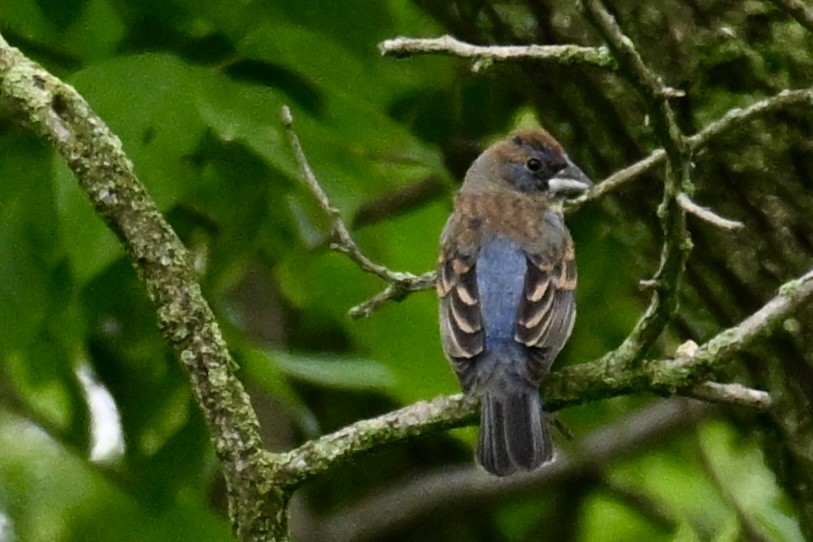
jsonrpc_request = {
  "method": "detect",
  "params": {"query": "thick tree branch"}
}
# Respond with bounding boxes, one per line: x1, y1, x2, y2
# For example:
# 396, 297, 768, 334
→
273, 393, 478, 488
378, 35, 617, 70
0, 33, 282, 541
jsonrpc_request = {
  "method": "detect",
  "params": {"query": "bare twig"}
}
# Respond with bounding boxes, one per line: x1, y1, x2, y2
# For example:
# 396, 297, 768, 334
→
688, 382, 771, 410
378, 35, 617, 70
302, 400, 707, 542
348, 274, 435, 318
677, 193, 745, 231
281, 106, 436, 317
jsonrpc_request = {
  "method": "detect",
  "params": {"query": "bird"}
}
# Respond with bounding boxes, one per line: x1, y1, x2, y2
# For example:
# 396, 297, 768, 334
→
437, 127, 591, 476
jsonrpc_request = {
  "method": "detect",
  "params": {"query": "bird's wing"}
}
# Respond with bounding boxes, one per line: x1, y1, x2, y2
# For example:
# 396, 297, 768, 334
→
438, 240, 484, 391
515, 242, 577, 383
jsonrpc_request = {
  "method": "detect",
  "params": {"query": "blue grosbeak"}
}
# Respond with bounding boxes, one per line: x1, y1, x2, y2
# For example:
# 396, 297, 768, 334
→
438, 128, 591, 476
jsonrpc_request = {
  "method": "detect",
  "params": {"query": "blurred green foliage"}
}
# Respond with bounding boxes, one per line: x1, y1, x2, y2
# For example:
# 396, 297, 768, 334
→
0, 0, 805, 541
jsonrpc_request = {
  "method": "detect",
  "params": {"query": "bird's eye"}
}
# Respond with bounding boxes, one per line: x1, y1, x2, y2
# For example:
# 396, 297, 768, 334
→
526, 158, 542, 172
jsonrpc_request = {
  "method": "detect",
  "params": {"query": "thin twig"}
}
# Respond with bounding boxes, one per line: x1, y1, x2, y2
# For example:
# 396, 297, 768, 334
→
580, 0, 692, 368
378, 35, 617, 70
348, 273, 436, 318
568, 87, 813, 211
677, 193, 744, 231
688, 382, 771, 410
281, 106, 435, 317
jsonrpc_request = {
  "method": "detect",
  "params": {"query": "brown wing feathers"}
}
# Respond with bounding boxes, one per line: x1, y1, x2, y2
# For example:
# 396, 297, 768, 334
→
438, 253, 484, 361
515, 243, 577, 371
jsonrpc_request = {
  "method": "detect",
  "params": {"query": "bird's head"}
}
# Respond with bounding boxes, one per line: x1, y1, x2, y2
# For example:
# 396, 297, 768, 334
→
464, 128, 592, 200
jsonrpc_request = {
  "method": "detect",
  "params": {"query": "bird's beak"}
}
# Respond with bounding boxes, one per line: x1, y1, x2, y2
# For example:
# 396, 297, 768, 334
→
548, 163, 593, 196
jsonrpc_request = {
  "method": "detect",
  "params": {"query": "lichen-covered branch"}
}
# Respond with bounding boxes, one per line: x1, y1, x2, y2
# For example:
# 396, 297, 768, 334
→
270, 264, 813, 484
272, 378, 759, 490
378, 35, 617, 70
547, 266, 813, 409
0, 33, 283, 541
273, 393, 478, 488
305, 400, 708, 542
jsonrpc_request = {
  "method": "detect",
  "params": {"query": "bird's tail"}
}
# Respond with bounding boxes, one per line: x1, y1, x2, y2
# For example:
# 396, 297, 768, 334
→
477, 389, 552, 476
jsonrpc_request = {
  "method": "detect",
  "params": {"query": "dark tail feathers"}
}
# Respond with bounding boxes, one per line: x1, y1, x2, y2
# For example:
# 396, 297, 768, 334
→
477, 390, 552, 476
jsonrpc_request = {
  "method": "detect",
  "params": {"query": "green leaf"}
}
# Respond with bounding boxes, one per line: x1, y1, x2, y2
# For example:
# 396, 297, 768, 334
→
0, 134, 62, 356
0, 411, 228, 542
272, 350, 396, 391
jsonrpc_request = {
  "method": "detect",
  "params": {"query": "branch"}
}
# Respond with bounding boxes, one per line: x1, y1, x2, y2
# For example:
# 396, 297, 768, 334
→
547, 266, 813, 409
378, 35, 617, 70
579, 0, 693, 369
304, 400, 708, 542
677, 193, 744, 231
687, 382, 771, 410
0, 33, 282, 541
569, 87, 813, 210
280, 106, 435, 318
273, 393, 477, 488
373, 41, 813, 319
276, 264, 810, 486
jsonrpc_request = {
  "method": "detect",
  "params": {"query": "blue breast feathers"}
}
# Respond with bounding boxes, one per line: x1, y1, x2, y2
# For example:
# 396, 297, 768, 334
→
476, 237, 527, 348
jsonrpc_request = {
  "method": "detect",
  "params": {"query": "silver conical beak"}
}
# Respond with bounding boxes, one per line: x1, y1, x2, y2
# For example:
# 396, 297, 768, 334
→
548, 163, 592, 195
